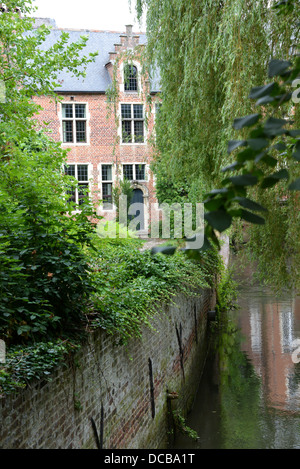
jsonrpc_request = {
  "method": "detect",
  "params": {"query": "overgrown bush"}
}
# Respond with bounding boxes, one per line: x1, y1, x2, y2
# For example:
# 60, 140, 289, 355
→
0, 135, 98, 345
0, 1, 98, 344
87, 236, 221, 344
0, 340, 80, 397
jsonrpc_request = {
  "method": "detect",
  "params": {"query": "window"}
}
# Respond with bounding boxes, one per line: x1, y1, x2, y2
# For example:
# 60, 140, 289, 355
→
121, 104, 144, 143
101, 164, 113, 210
64, 164, 89, 206
123, 164, 146, 181
62, 103, 87, 143
135, 164, 146, 180
124, 65, 138, 92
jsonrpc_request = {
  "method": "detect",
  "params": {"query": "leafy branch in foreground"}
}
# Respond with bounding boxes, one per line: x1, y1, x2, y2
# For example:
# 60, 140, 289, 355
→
202, 54, 300, 248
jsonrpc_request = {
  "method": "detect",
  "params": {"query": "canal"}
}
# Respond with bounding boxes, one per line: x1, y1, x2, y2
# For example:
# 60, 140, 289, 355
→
174, 253, 300, 449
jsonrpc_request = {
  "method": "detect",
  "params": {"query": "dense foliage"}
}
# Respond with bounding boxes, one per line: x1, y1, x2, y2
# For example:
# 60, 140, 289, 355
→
0, 1, 98, 345
0, 234, 221, 395
136, 0, 300, 291
87, 236, 220, 345
0, 1, 223, 396
0, 339, 80, 397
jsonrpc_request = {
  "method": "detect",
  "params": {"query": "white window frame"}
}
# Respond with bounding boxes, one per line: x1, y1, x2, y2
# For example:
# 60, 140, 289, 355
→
120, 60, 142, 94
119, 102, 146, 145
123, 64, 138, 92
99, 163, 115, 211
122, 163, 148, 182
59, 102, 90, 146
64, 162, 92, 207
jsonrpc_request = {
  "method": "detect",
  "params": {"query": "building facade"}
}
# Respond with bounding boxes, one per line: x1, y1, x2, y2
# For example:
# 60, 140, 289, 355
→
34, 20, 160, 236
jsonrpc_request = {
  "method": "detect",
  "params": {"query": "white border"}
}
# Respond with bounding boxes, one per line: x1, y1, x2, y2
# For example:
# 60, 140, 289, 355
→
118, 102, 147, 145
59, 101, 90, 146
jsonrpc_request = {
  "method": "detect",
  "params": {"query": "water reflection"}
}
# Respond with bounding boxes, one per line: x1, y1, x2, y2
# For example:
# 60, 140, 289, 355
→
237, 280, 300, 414
173, 256, 300, 449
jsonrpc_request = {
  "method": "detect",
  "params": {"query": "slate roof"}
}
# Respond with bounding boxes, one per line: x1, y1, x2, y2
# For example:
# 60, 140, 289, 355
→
33, 18, 160, 94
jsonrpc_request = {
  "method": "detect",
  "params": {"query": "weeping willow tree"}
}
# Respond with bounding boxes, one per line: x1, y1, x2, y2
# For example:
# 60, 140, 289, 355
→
134, 0, 300, 291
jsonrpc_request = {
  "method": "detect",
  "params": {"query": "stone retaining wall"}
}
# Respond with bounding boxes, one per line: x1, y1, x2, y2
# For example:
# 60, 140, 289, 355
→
0, 288, 216, 449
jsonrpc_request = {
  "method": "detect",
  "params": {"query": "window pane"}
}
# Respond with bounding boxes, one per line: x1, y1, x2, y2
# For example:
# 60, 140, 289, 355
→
124, 65, 138, 91
78, 183, 88, 206
134, 121, 144, 143
66, 189, 76, 204
77, 165, 88, 181
122, 120, 132, 143
76, 120, 86, 142
135, 164, 145, 180
75, 104, 86, 118
121, 104, 132, 119
102, 182, 112, 198
63, 121, 73, 142
102, 182, 113, 210
64, 164, 75, 177
123, 164, 133, 180
133, 104, 143, 119
62, 104, 73, 118
102, 164, 112, 181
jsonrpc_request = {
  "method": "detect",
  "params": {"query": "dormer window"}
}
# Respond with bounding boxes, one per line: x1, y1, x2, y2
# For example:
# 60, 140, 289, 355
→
124, 65, 138, 92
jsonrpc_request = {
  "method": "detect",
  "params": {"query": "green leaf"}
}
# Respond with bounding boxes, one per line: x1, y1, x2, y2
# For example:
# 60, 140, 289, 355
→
228, 174, 258, 186
240, 210, 265, 225
288, 178, 300, 191
256, 95, 278, 105
264, 118, 289, 137
227, 140, 247, 154
247, 139, 269, 150
292, 150, 300, 161
233, 197, 268, 212
204, 198, 224, 211
233, 114, 261, 130
249, 82, 278, 99
222, 161, 244, 173
272, 142, 286, 151
260, 169, 289, 188
262, 155, 278, 167
260, 177, 278, 188
236, 147, 257, 162
249, 127, 265, 139
254, 151, 267, 163
269, 168, 289, 179
288, 130, 300, 137
204, 188, 229, 198
204, 210, 232, 233
268, 59, 291, 77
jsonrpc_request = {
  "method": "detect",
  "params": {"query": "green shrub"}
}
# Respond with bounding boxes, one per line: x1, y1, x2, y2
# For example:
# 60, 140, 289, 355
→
0, 340, 80, 396
87, 236, 220, 344
0, 136, 98, 345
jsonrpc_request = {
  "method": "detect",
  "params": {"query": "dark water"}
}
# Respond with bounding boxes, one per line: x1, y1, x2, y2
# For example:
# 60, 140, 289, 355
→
174, 256, 300, 449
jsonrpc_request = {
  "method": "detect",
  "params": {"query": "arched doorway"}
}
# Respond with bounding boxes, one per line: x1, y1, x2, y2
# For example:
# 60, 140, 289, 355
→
129, 188, 145, 231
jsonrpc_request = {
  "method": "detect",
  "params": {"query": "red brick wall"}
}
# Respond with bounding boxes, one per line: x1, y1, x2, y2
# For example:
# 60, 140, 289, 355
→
33, 55, 159, 231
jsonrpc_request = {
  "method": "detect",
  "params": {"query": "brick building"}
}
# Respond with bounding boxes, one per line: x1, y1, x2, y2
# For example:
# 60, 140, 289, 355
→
33, 19, 161, 236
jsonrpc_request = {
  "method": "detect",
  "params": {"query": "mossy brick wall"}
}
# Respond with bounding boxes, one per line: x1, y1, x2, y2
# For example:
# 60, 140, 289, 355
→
0, 288, 216, 449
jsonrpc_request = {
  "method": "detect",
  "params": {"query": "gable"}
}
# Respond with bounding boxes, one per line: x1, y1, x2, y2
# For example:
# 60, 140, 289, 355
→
33, 22, 160, 93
